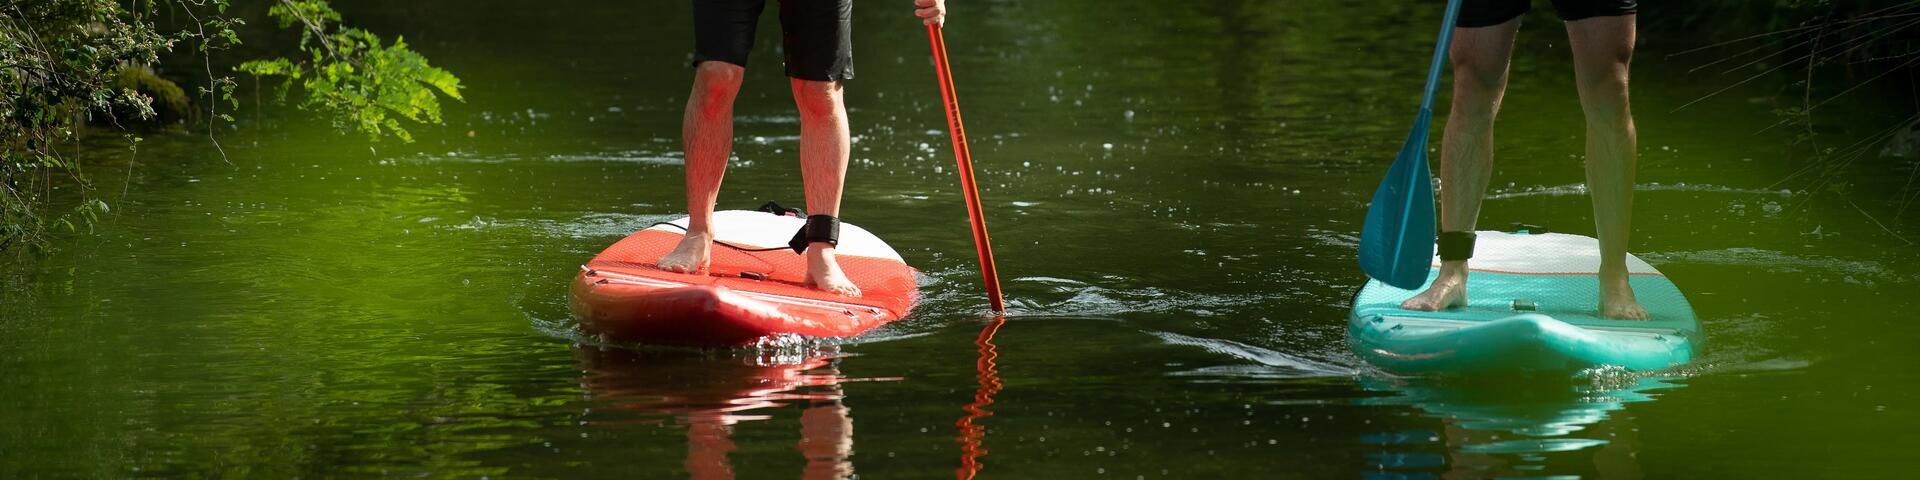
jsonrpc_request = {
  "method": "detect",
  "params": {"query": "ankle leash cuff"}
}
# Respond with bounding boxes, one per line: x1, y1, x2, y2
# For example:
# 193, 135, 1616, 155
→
1438, 231, 1476, 262
788, 214, 841, 254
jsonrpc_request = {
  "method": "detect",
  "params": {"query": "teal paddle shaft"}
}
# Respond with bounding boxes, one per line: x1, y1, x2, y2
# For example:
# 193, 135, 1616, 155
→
1358, 0, 1464, 289
1418, 0, 1462, 113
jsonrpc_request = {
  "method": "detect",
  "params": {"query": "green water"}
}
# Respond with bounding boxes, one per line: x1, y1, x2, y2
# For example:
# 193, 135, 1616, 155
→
6, 1, 1920, 477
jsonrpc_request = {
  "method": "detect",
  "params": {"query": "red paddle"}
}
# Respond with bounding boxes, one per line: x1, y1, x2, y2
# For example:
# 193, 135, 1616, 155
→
927, 24, 1006, 313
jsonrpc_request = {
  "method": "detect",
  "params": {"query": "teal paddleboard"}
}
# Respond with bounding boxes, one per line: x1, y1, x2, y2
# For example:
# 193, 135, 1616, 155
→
1349, 231, 1700, 375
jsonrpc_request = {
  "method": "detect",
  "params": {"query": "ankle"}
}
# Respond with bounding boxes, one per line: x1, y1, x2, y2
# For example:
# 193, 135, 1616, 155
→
1599, 274, 1634, 292
805, 243, 836, 259
1598, 262, 1630, 280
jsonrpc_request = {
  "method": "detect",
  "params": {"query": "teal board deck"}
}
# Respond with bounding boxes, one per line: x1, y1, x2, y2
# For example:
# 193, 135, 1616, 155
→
1348, 232, 1701, 375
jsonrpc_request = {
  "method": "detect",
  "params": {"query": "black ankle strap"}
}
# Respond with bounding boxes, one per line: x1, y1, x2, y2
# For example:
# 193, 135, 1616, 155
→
757, 201, 804, 217
787, 215, 840, 254
1438, 231, 1476, 261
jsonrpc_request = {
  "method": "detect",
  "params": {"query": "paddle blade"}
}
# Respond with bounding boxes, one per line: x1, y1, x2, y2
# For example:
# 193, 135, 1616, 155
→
1359, 115, 1438, 290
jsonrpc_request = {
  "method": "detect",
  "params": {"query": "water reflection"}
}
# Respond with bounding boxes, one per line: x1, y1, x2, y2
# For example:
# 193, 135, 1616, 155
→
575, 345, 859, 479
1359, 374, 1682, 478
955, 317, 1005, 480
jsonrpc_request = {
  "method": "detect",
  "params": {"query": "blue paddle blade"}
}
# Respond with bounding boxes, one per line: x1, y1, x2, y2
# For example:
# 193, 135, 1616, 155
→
1359, 110, 1437, 290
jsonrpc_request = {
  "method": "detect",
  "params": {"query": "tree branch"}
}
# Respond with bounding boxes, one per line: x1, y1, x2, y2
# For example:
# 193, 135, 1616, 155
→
278, 0, 347, 62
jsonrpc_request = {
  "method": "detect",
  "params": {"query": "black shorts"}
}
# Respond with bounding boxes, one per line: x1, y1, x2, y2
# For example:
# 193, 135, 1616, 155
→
1457, 0, 1637, 28
692, 0, 853, 82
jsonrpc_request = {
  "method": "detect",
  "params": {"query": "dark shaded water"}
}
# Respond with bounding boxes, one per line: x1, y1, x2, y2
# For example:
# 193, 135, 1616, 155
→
5, 1, 1919, 477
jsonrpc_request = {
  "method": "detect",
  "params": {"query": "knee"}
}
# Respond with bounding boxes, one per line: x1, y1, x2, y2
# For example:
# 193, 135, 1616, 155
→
1449, 58, 1507, 121
1575, 43, 1632, 96
1450, 47, 1509, 94
792, 80, 844, 120
1577, 68, 1631, 120
692, 62, 744, 103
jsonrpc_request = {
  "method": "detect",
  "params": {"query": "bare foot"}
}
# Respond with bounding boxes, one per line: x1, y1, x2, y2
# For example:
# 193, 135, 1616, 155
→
804, 245, 861, 297
1401, 262, 1468, 311
1599, 267, 1650, 320
656, 230, 712, 274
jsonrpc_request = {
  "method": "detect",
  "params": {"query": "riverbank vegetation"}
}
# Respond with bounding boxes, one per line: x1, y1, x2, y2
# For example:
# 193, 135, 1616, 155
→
1, 0, 461, 252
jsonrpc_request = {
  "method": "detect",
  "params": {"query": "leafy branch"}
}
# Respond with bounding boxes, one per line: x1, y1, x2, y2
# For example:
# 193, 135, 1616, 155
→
2, 0, 466, 253
237, 0, 464, 143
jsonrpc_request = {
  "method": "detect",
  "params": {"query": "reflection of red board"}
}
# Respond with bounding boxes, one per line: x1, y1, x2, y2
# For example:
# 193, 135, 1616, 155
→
569, 210, 919, 347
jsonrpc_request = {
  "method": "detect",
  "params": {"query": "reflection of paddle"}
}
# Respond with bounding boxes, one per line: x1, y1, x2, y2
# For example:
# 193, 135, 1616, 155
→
954, 316, 1005, 480
927, 24, 1006, 313
1359, 0, 1464, 289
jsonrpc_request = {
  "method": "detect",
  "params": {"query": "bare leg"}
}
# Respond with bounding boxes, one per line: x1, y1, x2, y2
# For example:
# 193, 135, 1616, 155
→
1567, 15, 1648, 320
1403, 18, 1522, 311
792, 78, 860, 296
798, 396, 854, 480
659, 62, 746, 274
684, 416, 737, 480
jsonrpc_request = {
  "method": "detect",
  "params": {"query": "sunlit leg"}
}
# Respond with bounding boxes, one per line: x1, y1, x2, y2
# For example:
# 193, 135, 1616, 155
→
685, 416, 738, 480
798, 396, 854, 480
1403, 18, 1522, 311
792, 78, 860, 296
1567, 14, 1648, 320
659, 62, 745, 274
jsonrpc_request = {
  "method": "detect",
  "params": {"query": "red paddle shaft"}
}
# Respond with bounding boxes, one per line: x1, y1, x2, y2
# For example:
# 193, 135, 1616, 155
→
927, 24, 1006, 313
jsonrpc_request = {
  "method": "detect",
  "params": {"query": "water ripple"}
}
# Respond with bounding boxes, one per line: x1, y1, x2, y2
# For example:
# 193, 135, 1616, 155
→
1150, 331, 1356, 379
1487, 182, 1797, 200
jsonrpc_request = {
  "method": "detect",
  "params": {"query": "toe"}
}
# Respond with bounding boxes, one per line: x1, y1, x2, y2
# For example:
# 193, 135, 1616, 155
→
1400, 291, 1445, 311
661, 261, 698, 274
1603, 304, 1650, 320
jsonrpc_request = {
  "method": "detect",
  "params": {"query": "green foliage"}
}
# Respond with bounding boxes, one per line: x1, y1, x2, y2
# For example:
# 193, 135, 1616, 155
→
1, 0, 464, 252
1, 0, 172, 250
113, 66, 190, 124
237, 0, 464, 143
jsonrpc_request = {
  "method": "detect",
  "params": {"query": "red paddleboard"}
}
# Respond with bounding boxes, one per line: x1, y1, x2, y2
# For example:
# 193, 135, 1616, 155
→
569, 210, 919, 347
